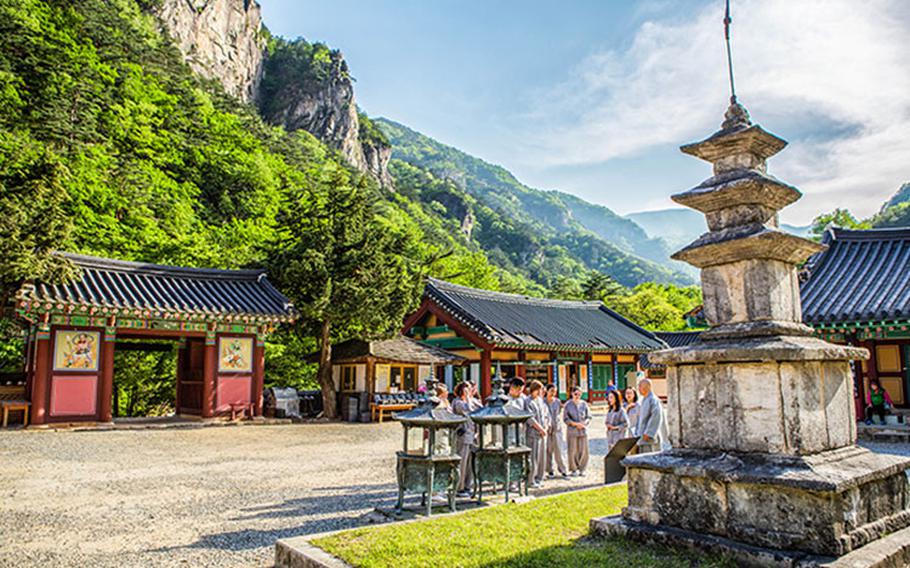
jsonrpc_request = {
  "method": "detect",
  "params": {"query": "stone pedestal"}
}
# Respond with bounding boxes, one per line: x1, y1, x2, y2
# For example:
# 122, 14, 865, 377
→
591, 101, 910, 566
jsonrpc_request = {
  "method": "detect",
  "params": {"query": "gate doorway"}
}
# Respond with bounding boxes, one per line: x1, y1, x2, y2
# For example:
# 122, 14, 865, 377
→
112, 340, 178, 418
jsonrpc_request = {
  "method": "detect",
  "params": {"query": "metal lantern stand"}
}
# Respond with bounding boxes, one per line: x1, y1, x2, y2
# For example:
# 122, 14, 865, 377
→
469, 376, 532, 503
393, 378, 466, 516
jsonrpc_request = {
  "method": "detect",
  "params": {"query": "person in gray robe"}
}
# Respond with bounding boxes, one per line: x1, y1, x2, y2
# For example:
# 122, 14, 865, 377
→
525, 380, 550, 487
563, 387, 591, 476
636, 378, 663, 453
545, 384, 568, 478
505, 377, 529, 446
604, 390, 629, 451
624, 387, 641, 437
452, 382, 478, 496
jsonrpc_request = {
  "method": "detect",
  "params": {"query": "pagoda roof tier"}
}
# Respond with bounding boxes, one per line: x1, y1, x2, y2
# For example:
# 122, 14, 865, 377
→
672, 225, 825, 269
672, 169, 801, 216
680, 123, 787, 164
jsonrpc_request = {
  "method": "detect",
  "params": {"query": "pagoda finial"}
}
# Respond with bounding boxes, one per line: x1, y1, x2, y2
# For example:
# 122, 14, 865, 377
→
724, 0, 737, 105
720, 0, 751, 132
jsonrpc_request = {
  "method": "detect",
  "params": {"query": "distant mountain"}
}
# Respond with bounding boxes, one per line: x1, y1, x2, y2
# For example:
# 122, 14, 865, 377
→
375, 118, 694, 288
627, 208, 812, 250
880, 182, 910, 212
870, 182, 910, 228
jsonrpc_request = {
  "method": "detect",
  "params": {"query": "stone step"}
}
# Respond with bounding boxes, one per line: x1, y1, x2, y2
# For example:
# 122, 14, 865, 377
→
857, 422, 910, 443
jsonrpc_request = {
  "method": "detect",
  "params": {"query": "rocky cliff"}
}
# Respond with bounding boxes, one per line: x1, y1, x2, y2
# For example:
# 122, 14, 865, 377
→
257, 42, 393, 188
154, 0, 392, 187
155, 0, 265, 102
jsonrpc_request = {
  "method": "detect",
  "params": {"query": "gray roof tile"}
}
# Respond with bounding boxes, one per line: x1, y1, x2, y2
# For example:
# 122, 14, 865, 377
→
425, 278, 664, 352
23, 253, 295, 320
802, 228, 910, 325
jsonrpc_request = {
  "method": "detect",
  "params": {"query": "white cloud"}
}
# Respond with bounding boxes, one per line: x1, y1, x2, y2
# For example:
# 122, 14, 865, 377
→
521, 0, 910, 222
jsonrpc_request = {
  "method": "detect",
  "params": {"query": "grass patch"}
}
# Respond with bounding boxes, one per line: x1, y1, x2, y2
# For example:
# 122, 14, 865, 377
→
313, 486, 731, 567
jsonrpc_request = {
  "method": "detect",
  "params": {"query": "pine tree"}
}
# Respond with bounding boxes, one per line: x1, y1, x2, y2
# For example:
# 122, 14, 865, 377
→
268, 166, 422, 418
0, 132, 77, 310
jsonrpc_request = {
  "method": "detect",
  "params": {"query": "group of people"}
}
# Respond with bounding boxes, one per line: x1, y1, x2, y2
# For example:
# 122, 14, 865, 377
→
438, 374, 664, 497
604, 377, 663, 454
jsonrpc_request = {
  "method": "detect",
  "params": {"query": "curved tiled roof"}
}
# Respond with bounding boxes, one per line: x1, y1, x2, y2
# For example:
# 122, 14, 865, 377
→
640, 331, 701, 369
802, 228, 910, 325
424, 278, 665, 352
330, 336, 466, 364
19, 253, 295, 321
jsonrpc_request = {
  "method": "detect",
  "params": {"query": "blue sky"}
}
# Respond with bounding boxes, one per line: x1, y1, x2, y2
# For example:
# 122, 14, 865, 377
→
259, 0, 910, 224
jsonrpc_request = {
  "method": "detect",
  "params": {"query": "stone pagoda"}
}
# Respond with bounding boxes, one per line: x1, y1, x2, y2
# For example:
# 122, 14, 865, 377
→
592, 100, 910, 565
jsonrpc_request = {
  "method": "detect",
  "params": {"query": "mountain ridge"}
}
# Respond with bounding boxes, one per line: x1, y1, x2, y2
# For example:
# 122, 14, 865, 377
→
375, 117, 694, 288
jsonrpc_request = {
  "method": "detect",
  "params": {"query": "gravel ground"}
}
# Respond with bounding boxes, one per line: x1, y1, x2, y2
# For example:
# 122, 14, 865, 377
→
0, 418, 610, 567
860, 440, 910, 457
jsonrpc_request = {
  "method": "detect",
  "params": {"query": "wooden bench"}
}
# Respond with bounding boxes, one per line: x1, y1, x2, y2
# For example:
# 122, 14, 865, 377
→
229, 402, 255, 421
370, 402, 416, 423
0, 384, 30, 428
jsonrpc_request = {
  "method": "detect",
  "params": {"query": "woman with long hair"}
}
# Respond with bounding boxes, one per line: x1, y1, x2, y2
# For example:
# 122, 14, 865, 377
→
624, 387, 640, 436
605, 390, 629, 451
865, 379, 894, 425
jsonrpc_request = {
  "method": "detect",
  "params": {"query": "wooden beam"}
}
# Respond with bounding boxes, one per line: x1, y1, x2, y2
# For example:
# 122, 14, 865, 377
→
481, 349, 492, 399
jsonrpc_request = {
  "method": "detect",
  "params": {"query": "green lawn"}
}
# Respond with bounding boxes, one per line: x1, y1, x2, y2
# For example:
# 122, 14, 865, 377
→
313, 486, 731, 567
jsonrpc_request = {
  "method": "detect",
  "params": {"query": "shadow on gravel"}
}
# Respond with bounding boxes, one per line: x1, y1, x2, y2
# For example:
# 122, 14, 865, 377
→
150, 482, 398, 553
232, 483, 398, 521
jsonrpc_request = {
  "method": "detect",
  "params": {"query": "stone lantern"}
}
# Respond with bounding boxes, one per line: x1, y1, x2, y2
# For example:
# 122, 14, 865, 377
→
393, 376, 465, 516
593, 99, 910, 563
469, 375, 532, 503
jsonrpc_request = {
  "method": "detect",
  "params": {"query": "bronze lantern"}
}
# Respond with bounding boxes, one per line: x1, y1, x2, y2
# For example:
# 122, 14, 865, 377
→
393, 377, 466, 516
469, 376, 532, 503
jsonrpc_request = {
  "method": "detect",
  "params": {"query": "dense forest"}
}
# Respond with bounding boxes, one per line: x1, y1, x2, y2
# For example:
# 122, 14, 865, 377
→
0, 0, 701, 415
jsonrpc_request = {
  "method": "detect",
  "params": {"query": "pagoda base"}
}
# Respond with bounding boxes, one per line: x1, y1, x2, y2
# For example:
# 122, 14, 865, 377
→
591, 515, 910, 568
597, 446, 910, 559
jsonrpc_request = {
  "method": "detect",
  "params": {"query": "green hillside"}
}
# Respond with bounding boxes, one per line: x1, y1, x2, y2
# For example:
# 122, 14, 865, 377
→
375, 118, 693, 288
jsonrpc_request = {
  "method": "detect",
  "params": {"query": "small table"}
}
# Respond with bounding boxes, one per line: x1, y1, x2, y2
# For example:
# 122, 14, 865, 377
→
229, 402, 253, 421
1, 400, 30, 427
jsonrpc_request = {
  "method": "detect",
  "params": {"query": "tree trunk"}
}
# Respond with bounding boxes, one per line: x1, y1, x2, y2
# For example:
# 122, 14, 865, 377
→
317, 319, 338, 419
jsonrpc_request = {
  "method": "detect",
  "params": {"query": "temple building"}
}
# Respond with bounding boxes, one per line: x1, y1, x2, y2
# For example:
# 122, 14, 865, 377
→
14, 253, 295, 424
402, 278, 665, 400
325, 335, 465, 394
802, 226, 910, 416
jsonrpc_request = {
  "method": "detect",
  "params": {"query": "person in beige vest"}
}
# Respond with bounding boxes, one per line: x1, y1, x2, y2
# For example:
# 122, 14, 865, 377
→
563, 386, 591, 476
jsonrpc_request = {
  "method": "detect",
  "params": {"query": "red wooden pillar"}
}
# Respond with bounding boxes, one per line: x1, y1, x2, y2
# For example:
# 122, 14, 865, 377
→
202, 332, 217, 418
480, 349, 492, 399
98, 330, 115, 423
252, 340, 265, 416
31, 327, 52, 425
175, 339, 186, 413
516, 350, 526, 380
